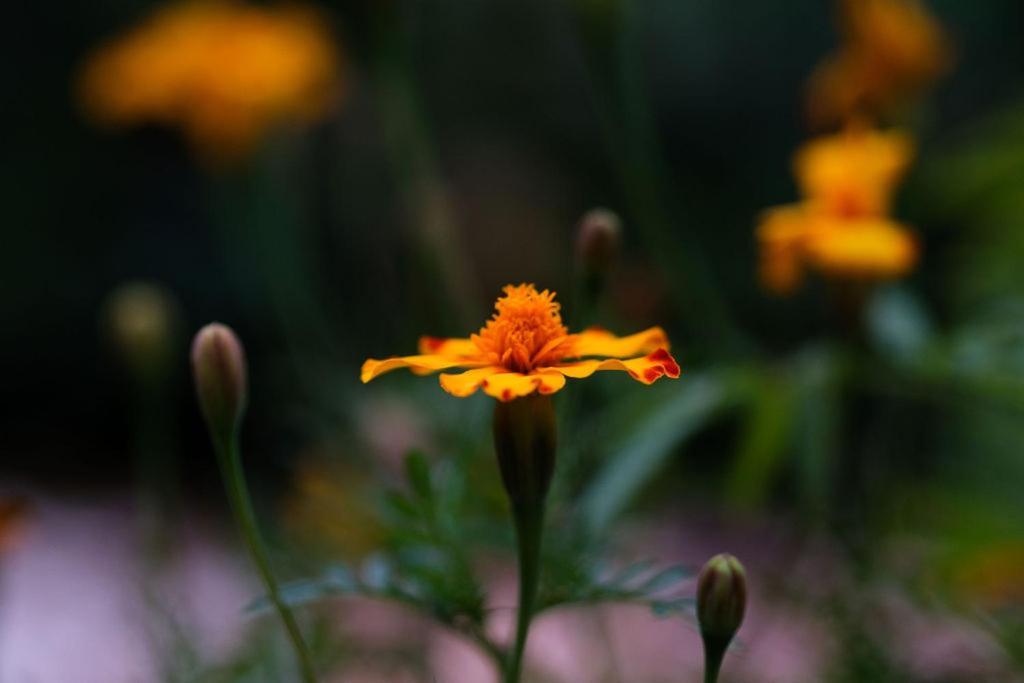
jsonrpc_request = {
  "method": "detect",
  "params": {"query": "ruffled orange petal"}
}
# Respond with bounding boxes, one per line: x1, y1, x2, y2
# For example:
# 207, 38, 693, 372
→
804, 217, 917, 279
479, 370, 567, 401
439, 366, 502, 397
571, 326, 670, 358
417, 336, 479, 357
548, 349, 681, 385
361, 354, 488, 383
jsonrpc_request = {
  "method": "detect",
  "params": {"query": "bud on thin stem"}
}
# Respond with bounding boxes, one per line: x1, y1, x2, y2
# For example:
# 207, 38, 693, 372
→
104, 281, 182, 388
573, 208, 622, 329
697, 553, 747, 683
191, 323, 248, 446
492, 395, 557, 683
576, 207, 622, 275
191, 324, 318, 683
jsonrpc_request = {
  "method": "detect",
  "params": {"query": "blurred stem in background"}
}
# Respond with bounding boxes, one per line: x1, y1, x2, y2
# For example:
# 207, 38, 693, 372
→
557, 208, 621, 490
371, 3, 483, 332
568, 0, 749, 357
572, 207, 622, 330
192, 324, 318, 683
210, 149, 342, 394
103, 282, 184, 565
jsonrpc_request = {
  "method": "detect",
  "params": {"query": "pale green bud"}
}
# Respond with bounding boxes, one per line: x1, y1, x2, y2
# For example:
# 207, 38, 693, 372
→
697, 553, 747, 642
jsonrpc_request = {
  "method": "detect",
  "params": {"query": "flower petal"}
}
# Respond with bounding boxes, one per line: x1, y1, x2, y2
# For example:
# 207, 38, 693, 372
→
417, 336, 479, 357
804, 217, 917, 279
548, 348, 681, 385
439, 366, 502, 397
479, 371, 567, 401
571, 326, 670, 358
361, 354, 487, 383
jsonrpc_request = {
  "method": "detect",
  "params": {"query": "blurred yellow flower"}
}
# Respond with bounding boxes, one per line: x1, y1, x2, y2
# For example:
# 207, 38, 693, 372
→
362, 284, 680, 401
952, 543, 1024, 611
756, 125, 918, 294
79, 1, 341, 163
807, 0, 950, 127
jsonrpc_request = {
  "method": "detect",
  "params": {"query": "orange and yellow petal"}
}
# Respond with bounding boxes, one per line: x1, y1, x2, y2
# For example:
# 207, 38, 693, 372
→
479, 371, 568, 401
756, 204, 812, 294
548, 349, 681, 385
805, 50, 868, 128
438, 366, 502, 397
795, 125, 913, 217
418, 336, 479, 357
759, 247, 805, 294
571, 326, 670, 358
804, 217, 917, 280
845, 0, 950, 93
361, 354, 487, 383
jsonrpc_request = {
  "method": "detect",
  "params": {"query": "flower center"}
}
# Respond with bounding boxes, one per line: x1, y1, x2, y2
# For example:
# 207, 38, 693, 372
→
472, 284, 572, 372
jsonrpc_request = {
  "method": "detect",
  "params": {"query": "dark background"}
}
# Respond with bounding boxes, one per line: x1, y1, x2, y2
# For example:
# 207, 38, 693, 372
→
2, 0, 1023, 496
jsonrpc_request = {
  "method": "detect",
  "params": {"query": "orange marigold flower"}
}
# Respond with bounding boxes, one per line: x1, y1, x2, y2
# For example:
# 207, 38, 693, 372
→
757, 204, 918, 293
362, 284, 680, 401
756, 124, 918, 293
795, 124, 913, 217
807, 0, 951, 126
756, 204, 811, 294
803, 214, 917, 280
78, 0, 341, 163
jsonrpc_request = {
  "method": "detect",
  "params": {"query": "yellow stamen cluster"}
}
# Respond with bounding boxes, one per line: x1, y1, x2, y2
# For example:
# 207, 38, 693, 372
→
756, 124, 918, 294
472, 284, 574, 372
78, 0, 341, 164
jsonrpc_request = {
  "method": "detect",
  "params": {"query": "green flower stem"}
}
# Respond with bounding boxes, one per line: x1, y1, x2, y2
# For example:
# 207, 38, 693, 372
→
702, 637, 727, 683
493, 395, 557, 683
505, 501, 544, 683
213, 433, 318, 683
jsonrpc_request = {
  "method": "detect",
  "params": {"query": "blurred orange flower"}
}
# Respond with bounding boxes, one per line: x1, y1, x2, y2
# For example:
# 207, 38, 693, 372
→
757, 125, 918, 294
952, 543, 1024, 611
283, 458, 384, 558
794, 125, 913, 217
807, 0, 951, 127
362, 284, 680, 401
0, 497, 30, 553
78, 1, 341, 163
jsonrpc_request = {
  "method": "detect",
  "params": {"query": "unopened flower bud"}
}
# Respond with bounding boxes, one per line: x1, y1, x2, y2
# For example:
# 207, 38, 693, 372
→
698, 553, 747, 642
576, 207, 621, 275
191, 323, 248, 442
492, 394, 557, 512
102, 281, 181, 385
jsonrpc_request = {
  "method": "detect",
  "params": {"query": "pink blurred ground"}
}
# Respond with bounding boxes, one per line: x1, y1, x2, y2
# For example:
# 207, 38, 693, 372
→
0, 491, 1018, 682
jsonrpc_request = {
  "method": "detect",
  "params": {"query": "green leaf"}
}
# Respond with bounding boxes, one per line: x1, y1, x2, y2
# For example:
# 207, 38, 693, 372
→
581, 370, 741, 534
403, 451, 434, 503
606, 559, 656, 589
866, 286, 934, 363
650, 597, 694, 619
361, 554, 393, 590
245, 565, 358, 614
792, 346, 844, 512
383, 490, 420, 520
726, 368, 797, 507
636, 565, 693, 593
